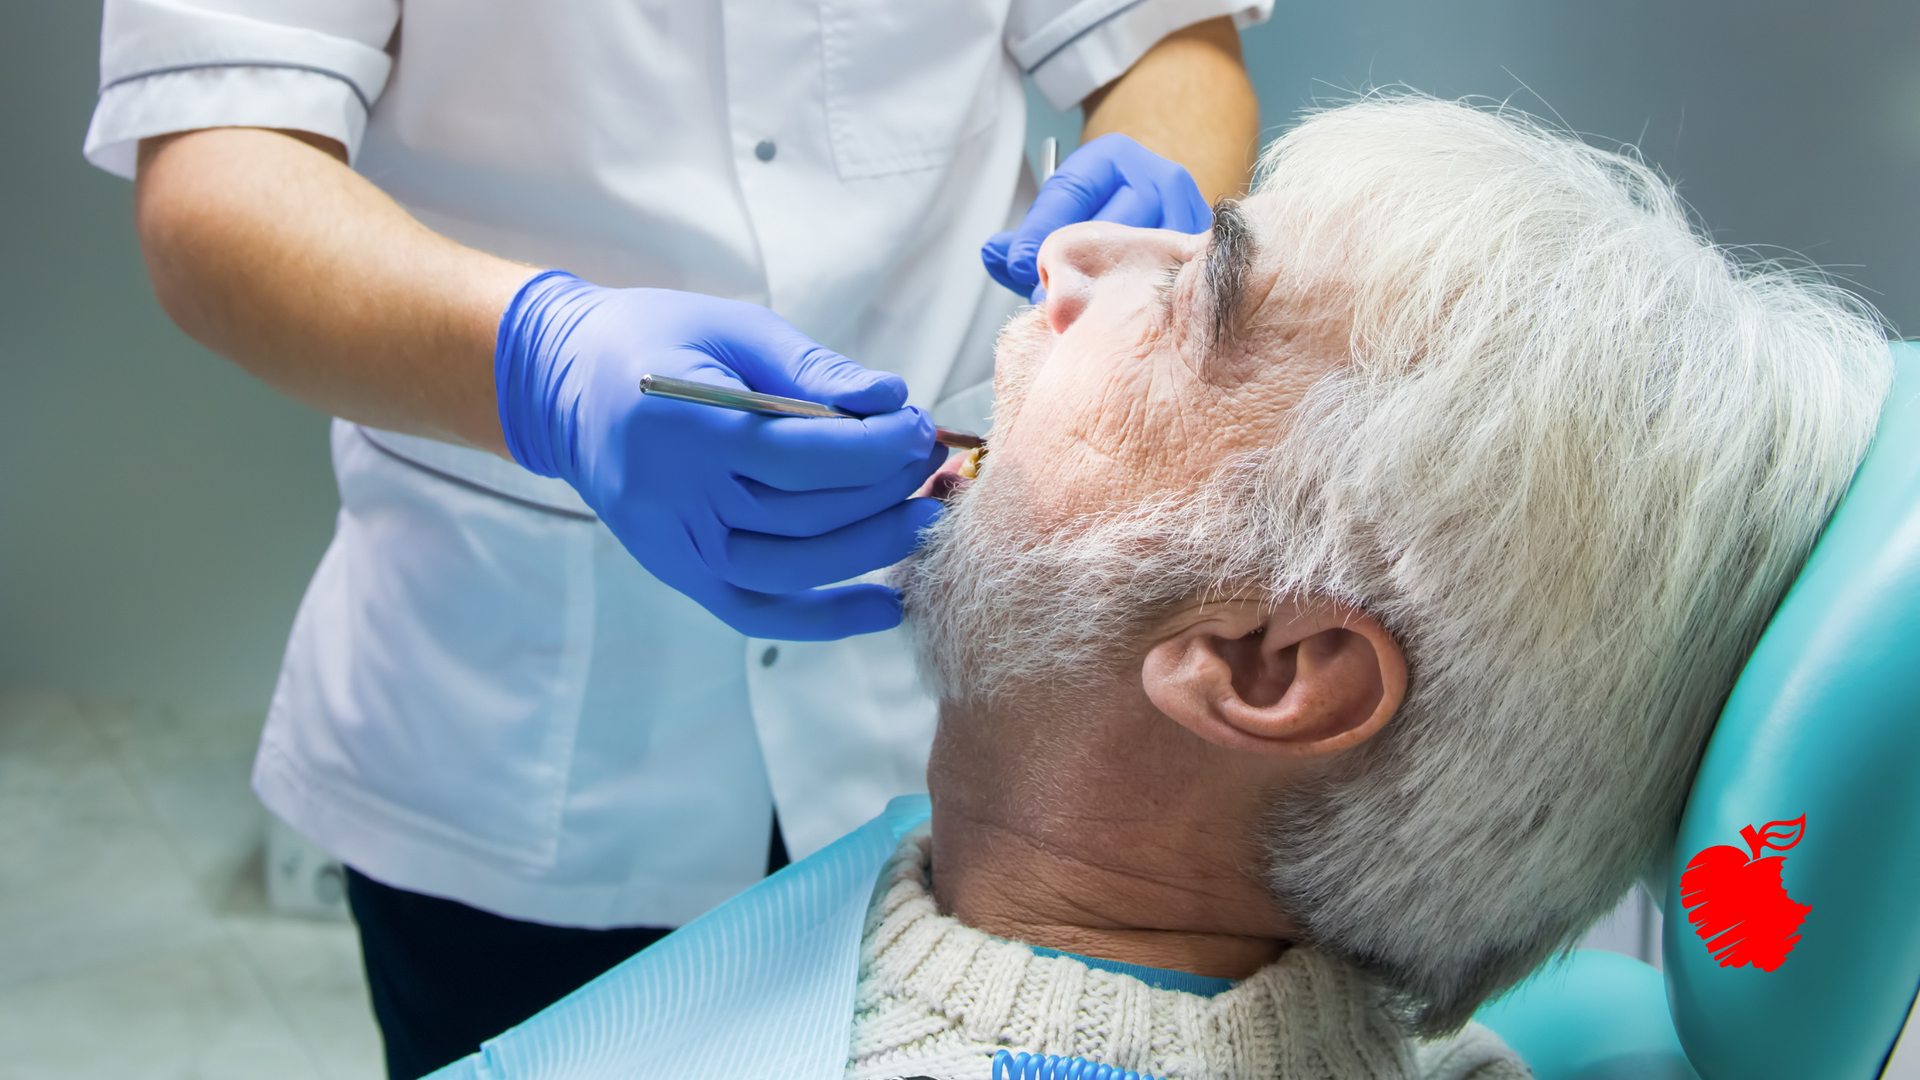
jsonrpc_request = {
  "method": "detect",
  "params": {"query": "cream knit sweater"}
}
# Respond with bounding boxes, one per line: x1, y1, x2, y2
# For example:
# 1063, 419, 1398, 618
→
848, 825, 1528, 1080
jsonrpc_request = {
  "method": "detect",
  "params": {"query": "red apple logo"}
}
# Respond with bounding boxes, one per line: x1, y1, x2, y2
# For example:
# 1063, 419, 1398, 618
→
1680, 815, 1810, 971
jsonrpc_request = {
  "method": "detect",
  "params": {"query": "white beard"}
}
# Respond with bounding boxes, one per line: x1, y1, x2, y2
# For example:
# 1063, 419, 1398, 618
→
897, 459, 1267, 708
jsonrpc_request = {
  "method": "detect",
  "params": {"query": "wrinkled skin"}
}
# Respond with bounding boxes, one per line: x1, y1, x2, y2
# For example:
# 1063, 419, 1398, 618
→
936, 192, 1352, 521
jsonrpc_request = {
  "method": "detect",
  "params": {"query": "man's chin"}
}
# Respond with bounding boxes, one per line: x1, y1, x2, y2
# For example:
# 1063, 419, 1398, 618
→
897, 456, 1209, 709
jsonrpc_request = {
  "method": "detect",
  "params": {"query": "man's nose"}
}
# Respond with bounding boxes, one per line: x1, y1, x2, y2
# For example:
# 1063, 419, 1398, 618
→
1035, 221, 1193, 335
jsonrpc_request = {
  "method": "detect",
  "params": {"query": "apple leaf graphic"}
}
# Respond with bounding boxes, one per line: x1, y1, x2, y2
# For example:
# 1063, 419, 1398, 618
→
1680, 815, 1810, 971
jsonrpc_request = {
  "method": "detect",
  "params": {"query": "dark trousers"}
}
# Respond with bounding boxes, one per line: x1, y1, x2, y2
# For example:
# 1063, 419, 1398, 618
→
347, 816, 791, 1079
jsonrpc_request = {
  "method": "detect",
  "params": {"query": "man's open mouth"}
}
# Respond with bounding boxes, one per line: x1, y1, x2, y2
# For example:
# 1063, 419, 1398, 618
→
922, 446, 985, 503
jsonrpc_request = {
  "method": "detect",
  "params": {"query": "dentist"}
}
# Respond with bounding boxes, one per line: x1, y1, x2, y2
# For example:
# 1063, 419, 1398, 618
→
85, 1, 1262, 1074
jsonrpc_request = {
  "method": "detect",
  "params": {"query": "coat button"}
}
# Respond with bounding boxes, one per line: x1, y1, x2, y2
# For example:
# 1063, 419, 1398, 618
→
754, 139, 777, 162
761, 646, 780, 667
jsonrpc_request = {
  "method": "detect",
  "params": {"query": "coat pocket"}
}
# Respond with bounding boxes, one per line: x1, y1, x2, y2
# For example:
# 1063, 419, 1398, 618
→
820, 0, 1009, 179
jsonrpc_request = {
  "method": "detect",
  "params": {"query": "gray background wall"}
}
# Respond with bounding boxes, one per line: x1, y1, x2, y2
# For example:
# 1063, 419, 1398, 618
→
1, 2, 339, 709
6, 1, 1917, 711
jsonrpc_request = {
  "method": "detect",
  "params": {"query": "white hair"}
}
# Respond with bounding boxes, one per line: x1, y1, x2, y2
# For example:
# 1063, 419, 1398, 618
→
901, 94, 1893, 1033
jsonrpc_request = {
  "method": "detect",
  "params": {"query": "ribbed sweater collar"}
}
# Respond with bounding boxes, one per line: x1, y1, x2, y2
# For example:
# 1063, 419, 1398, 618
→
849, 824, 1420, 1080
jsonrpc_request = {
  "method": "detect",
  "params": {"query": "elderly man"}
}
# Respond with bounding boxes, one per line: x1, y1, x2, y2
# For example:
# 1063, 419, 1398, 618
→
428, 96, 1892, 1080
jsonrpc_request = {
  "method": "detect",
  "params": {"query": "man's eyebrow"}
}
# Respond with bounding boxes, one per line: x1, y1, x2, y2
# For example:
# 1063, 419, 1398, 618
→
1201, 201, 1255, 350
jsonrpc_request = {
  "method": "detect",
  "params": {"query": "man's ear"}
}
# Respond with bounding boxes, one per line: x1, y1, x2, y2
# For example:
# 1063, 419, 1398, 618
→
1141, 600, 1406, 757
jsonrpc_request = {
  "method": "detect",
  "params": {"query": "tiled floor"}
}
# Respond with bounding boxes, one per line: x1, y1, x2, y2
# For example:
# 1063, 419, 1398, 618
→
0, 692, 382, 1079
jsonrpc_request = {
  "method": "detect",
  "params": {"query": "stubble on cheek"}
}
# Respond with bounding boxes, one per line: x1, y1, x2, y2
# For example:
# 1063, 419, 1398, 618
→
989, 308, 1183, 508
987, 307, 1052, 437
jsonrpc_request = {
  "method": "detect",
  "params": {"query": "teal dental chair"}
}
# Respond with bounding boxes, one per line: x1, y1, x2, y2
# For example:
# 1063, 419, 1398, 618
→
1478, 342, 1920, 1080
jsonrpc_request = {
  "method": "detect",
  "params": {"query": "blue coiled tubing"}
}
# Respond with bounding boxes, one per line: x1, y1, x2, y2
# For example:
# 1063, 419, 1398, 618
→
991, 1050, 1159, 1080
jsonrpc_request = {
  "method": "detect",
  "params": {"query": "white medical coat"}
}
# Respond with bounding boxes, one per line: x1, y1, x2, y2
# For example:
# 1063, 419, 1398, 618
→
84, 0, 1270, 929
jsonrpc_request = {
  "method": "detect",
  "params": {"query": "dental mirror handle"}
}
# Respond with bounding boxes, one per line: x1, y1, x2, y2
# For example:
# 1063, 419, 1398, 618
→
639, 374, 985, 450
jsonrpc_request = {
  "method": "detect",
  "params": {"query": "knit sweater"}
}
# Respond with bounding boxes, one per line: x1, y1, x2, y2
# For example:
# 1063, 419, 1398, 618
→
847, 825, 1528, 1080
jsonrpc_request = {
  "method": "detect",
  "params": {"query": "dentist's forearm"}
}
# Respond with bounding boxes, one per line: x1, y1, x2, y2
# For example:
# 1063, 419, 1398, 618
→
134, 127, 534, 455
1081, 17, 1261, 205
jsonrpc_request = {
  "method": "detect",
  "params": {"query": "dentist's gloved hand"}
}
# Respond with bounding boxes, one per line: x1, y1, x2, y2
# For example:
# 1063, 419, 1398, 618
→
495, 271, 946, 641
981, 133, 1213, 302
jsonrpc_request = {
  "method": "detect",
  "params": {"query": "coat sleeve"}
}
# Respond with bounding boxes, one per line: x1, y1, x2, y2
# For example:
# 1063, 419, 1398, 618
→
83, 0, 401, 178
1006, 0, 1274, 113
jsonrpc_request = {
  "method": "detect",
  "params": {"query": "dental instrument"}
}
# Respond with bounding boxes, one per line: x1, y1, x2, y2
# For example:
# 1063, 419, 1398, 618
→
639, 374, 985, 450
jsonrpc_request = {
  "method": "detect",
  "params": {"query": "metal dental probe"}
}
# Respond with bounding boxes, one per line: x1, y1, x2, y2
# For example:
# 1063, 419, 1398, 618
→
638, 374, 986, 450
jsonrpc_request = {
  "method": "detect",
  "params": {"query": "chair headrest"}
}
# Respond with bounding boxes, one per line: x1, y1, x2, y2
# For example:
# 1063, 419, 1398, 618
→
1665, 342, 1920, 1079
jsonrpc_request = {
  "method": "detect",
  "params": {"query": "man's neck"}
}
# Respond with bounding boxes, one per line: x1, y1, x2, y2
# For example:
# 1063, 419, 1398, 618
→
927, 781, 1295, 980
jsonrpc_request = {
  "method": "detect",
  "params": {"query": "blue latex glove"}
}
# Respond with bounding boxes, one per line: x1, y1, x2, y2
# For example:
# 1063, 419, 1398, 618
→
495, 271, 946, 641
982, 133, 1213, 301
